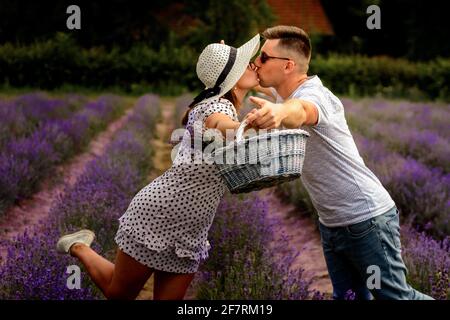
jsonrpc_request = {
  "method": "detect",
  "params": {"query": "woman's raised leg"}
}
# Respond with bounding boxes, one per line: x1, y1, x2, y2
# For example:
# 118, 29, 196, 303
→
70, 244, 153, 299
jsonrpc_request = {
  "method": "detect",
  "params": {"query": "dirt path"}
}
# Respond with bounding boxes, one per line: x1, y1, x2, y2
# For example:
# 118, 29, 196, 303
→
0, 103, 136, 263
259, 188, 333, 297
136, 98, 176, 300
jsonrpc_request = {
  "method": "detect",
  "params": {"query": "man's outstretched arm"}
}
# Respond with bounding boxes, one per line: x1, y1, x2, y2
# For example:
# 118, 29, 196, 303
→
246, 96, 318, 129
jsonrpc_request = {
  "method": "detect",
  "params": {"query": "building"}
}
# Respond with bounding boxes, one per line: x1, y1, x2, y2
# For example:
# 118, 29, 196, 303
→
266, 0, 334, 35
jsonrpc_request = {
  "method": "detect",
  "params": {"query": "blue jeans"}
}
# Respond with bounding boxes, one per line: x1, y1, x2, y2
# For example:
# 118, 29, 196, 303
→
318, 206, 434, 300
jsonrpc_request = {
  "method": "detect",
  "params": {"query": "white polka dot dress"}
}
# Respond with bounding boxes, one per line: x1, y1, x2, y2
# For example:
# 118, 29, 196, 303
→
114, 97, 239, 273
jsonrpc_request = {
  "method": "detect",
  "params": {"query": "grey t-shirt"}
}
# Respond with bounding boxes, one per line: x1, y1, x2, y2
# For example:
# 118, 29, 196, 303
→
272, 75, 395, 227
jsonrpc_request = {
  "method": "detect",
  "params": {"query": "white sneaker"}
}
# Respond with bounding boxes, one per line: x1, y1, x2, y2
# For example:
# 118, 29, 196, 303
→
56, 229, 95, 255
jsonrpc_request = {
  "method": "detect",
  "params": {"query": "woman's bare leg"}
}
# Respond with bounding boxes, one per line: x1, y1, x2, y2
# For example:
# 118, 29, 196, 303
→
70, 244, 153, 299
70, 243, 114, 292
153, 270, 195, 300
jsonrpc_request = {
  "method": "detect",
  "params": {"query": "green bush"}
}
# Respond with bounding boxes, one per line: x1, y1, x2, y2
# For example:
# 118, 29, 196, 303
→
1, 34, 449, 101
311, 54, 450, 101
0, 33, 199, 95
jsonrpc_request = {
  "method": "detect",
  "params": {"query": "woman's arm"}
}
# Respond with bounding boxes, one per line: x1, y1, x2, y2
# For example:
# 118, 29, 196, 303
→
205, 113, 252, 140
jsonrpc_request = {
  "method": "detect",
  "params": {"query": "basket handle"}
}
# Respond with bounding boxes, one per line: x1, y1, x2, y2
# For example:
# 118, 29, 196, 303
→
235, 119, 249, 143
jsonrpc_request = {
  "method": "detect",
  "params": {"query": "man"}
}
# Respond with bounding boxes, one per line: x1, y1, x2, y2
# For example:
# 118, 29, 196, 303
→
247, 25, 432, 300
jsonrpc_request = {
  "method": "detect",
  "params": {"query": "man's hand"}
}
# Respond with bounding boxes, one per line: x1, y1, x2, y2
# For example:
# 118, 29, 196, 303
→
246, 96, 287, 130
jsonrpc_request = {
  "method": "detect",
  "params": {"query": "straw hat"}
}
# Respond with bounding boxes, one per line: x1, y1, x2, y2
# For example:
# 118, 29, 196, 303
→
192, 34, 260, 105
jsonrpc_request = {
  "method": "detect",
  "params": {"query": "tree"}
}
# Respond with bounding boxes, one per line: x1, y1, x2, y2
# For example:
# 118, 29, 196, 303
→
320, 0, 449, 60
0, 0, 274, 50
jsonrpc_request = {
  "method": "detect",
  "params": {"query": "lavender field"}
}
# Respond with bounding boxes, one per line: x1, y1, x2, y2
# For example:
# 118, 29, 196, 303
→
0, 93, 448, 300
0, 93, 160, 299
0, 93, 128, 217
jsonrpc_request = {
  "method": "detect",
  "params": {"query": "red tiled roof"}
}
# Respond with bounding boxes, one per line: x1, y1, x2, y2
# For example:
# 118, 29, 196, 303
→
153, 3, 203, 36
267, 0, 334, 35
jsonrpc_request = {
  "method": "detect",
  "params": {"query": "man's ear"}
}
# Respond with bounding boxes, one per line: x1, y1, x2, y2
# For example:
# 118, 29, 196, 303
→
284, 60, 296, 73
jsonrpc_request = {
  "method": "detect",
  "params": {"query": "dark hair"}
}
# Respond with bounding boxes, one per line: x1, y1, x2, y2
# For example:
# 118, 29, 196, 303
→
262, 25, 311, 68
181, 90, 240, 126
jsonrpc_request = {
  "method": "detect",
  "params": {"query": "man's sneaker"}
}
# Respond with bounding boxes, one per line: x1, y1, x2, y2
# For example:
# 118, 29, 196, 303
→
56, 229, 95, 255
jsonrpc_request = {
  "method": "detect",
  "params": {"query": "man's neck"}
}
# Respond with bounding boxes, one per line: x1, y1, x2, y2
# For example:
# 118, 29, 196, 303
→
276, 74, 309, 100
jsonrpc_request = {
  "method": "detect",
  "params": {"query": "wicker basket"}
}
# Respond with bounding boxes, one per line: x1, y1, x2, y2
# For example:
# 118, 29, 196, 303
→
212, 120, 310, 194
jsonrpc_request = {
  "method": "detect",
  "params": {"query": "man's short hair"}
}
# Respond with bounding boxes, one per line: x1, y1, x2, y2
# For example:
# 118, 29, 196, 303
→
262, 25, 311, 72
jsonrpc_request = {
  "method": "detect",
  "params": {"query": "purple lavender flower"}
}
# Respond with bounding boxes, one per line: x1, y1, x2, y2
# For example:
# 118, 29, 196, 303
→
344, 98, 450, 172
0, 94, 127, 217
353, 133, 450, 238
344, 289, 356, 300
401, 225, 450, 299
194, 193, 324, 300
0, 93, 86, 152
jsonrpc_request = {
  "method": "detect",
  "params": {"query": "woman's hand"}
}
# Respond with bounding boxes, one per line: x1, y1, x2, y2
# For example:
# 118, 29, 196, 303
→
242, 114, 257, 131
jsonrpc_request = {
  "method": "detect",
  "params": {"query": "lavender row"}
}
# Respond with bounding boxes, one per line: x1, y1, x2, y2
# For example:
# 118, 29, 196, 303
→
0, 94, 161, 299
192, 193, 324, 300
0, 92, 88, 152
353, 133, 449, 238
0, 94, 127, 217
344, 99, 450, 172
401, 225, 449, 300
343, 98, 450, 139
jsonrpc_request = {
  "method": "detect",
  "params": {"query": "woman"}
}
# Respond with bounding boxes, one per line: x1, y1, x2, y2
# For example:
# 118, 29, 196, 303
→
56, 34, 261, 300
